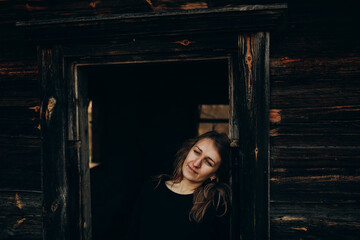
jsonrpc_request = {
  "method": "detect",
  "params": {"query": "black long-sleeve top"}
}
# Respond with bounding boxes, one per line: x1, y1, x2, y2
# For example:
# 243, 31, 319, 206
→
126, 179, 229, 240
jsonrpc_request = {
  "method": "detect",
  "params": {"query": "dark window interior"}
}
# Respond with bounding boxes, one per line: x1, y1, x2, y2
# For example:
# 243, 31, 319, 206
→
83, 59, 228, 240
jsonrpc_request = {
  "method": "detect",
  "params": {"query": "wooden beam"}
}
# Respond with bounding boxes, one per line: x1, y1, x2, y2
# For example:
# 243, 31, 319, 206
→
230, 32, 270, 240
39, 46, 69, 240
16, 4, 287, 43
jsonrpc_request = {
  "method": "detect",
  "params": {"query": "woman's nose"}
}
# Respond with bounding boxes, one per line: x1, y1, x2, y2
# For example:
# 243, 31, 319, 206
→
193, 158, 202, 168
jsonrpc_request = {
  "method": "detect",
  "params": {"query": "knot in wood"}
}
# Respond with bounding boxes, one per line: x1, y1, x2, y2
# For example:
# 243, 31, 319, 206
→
246, 55, 252, 64
51, 201, 58, 212
89, 0, 101, 8
175, 39, 192, 46
46, 97, 56, 121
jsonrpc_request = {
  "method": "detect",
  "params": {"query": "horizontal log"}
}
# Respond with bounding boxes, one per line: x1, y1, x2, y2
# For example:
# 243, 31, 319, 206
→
0, 142, 41, 190
0, 61, 38, 100
271, 30, 360, 58
0, 107, 40, 136
270, 89, 360, 109
0, 75, 38, 87
271, 135, 360, 147
270, 122, 360, 136
270, 168, 360, 203
0, 61, 37, 77
0, 135, 40, 148
0, 190, 42, 240
0, 97, 39, 107
0, 0, 151, 21
61, 33, 236, 57
271, 56, 360, 77
271, 202, 360, 240
271, 146, 360, 168
0, 190, 42, 215
270, 106, 360, 124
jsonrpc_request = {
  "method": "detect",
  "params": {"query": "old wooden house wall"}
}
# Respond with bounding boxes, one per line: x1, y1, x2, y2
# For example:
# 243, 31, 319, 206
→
0, 0, 359, 239
269, 1, 360, 238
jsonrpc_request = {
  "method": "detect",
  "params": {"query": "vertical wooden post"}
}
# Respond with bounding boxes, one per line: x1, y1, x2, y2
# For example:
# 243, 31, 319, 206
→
40, 48, 92, 240
39, 46, 69, 240
230, 32, 270, 240
75, 67, 92, 240
66, 63, 92, 240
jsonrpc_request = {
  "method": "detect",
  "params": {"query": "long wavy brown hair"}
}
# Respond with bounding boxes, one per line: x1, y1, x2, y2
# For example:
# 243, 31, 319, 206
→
156, 131, 231, 223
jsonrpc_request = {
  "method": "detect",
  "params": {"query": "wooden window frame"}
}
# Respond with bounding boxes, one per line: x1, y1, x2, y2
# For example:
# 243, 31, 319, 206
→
19, 5, 286, 240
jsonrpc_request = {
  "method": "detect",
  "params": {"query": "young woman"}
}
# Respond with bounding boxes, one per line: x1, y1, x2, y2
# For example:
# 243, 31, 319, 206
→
126, 131, 231, 240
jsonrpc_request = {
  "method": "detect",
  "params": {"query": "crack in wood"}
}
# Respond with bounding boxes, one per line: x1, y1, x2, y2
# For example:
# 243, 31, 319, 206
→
13, 218, 26, 229
15, 193, 23, 209
245, 36, 253, 103
45, 97, 56, 122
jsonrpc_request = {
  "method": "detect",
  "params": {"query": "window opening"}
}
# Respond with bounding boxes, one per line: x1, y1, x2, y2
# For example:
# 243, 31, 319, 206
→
83, 59, 229, 240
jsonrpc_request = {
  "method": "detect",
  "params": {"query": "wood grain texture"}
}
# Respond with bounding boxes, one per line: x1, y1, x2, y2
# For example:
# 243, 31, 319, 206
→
271, 202, 360, 240
270, 168, 360, 203
39, 46, 69, 240
0, 190, 42, 240
231, 32, 270, 240
268, 0, 360, 238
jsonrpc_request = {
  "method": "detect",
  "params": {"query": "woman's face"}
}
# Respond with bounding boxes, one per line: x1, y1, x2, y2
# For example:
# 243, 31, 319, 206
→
182, 138, 222, 184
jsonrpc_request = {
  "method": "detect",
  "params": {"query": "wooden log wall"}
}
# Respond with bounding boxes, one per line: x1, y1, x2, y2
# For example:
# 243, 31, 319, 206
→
0, 0, 359, 239
269, 0, 360, 239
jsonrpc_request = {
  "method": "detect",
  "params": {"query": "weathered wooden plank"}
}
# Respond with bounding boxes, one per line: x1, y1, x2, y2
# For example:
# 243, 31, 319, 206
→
0, 135, 40, 148
270, 29, 360, 58
270, 168, 360, 203
0, 107, 40, 136
0, 190, 42, 215
271, 147, 360, 168
0, 60, 37, 73
17, 5, 286, 43
61, 33, 236, 57
0, 0, 151, 23
270, 106, 360, 124
270, 56, 360, 84
271, 203, 360, 240
270, 122, 360, 136
271, 135, 360, 147
0, 190, 42, 240
0, 97, 40, 108
270, 90, 360, 109
0, 146, 41, 190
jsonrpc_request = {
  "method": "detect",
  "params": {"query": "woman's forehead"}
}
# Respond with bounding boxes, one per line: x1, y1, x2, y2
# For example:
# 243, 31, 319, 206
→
194, 138, 221, 162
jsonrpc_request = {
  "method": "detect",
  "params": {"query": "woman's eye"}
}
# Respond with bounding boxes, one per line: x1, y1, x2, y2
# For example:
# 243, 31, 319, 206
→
194, 150, 200, 154
206, 160, 213, 167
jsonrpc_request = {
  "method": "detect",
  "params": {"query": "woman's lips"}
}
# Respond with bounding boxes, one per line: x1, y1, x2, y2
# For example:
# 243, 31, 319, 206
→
187, 165, 198, 174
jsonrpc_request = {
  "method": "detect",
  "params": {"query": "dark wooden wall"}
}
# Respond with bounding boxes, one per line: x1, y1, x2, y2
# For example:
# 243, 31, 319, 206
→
0, 0, 359, 239
269, 1, 360, 239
